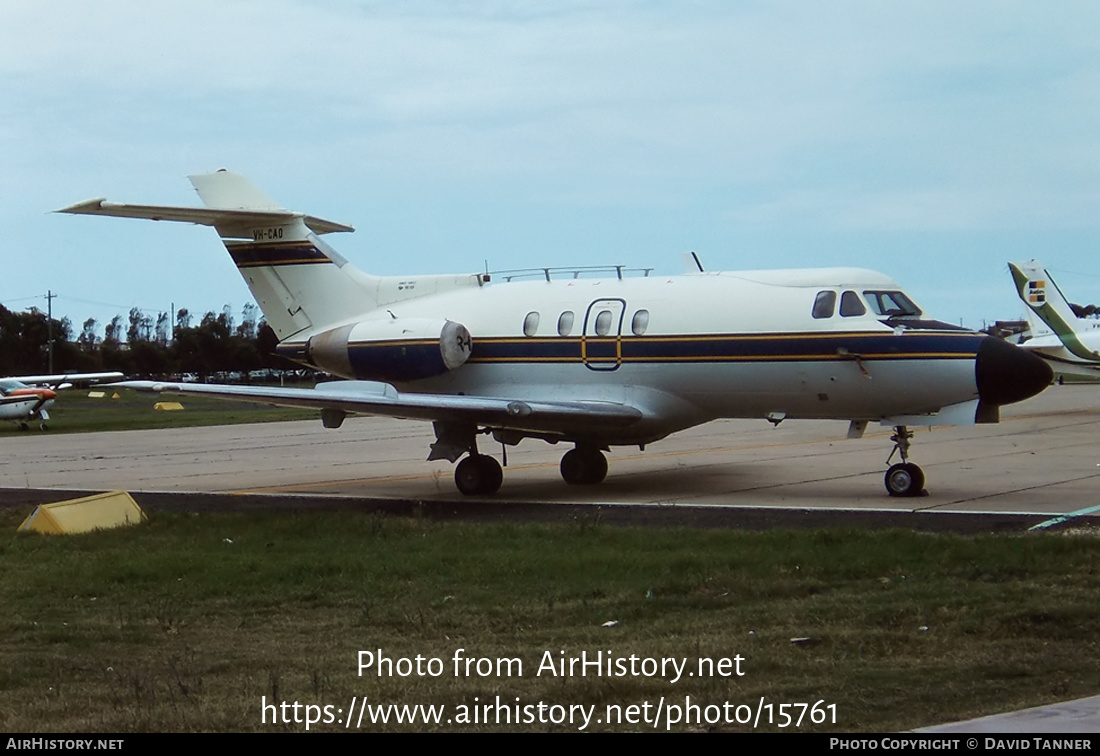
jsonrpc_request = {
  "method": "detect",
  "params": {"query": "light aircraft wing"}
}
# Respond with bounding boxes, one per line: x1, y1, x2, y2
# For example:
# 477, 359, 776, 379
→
112, 380, 644, 435
11, 372, 124, 387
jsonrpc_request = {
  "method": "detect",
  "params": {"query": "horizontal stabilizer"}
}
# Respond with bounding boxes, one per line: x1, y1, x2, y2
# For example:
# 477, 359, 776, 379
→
55, 199, 354, 237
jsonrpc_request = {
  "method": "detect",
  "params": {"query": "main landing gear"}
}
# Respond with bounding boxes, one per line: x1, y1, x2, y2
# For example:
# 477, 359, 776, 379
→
560, 447, 608, 485
452, 445, 609, 495
454, 453, 503, 496
884, 425, 925, 497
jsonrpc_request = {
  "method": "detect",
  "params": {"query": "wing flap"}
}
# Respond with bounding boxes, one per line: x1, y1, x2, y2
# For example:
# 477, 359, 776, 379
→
111, 380, 644, 433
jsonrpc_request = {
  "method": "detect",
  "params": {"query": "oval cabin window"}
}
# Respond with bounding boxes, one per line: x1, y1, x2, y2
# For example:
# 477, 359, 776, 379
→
631, 309, 650, 335
523, 311, 540, 336
557, 311, 575, 336
594, 310, 613, 336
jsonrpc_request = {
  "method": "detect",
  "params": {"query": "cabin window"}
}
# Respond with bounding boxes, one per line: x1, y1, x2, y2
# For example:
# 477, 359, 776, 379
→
631, 309, 650, 335
839, 291, 867, 317
594, 309, 613, 336
812, 291, 836, 319
557, 311, 575, 336
523, 311, 540, 336
863, 290, 922, 318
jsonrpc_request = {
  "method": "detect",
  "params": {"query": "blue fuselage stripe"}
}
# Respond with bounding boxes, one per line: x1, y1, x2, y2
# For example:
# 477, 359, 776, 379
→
466, 332, 982, 363
226, 241, 331, 267
323, 331, 982, 367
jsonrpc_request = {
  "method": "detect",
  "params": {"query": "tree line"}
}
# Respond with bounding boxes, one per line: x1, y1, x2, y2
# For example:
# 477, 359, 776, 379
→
1, 302, 296, 381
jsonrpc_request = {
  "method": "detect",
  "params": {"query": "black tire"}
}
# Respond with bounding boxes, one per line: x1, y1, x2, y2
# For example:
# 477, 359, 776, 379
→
477, 455, 503, 494
454, 455, 503, 496
583, 449, 608, 484
560, 448, 608, 485
884, 462, 925, 497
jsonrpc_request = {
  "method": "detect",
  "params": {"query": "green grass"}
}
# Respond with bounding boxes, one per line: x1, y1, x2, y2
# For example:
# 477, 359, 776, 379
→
1, 506, 1097, 732
1, 387, 315, 435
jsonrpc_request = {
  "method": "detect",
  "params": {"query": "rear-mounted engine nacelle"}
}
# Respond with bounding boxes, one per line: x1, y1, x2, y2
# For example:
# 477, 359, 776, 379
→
307, 318, 472, 383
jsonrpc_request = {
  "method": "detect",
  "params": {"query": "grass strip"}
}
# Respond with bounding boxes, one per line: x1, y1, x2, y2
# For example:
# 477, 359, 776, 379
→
1, 507, 1097, 732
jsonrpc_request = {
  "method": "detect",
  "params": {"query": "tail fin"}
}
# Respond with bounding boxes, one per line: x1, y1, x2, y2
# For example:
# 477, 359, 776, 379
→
1009, 261, 1100, 361
58, 170, 382, 340
188, 171, 385, 340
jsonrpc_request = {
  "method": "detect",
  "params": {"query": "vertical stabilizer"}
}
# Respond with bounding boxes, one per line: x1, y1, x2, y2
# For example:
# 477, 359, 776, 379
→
1009, 261, 1100, 361
57, 171, 380, 341
183, 171, 384, 341
1009, 261, 1057, 339
190, 170, 286, 211
57, 171, 488, 344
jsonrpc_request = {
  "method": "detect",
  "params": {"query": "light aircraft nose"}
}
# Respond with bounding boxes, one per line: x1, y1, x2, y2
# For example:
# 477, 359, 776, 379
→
975, 335, 1052, 407
11, 388, 57, 400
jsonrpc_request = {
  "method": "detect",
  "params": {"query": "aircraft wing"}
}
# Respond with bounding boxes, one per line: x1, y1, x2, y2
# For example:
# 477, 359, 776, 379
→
10, 372, 124, 387
111, 380, 644, 435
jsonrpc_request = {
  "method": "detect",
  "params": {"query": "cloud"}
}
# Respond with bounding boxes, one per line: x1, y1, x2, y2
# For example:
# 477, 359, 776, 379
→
5, 1, 1100, 328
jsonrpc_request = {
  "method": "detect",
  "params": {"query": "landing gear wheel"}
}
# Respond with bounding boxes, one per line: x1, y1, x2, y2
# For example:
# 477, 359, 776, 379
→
478, 455, 503, 493
454, 455, 503, 496
560, 448, 608, 485
885, 462, 925, 497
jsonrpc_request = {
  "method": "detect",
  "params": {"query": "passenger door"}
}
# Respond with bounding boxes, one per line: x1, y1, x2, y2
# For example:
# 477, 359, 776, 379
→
581, 299, 626, 371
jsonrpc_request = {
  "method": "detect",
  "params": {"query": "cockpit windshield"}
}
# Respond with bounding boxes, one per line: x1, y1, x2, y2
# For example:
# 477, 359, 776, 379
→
0, 379, 25, 395
862, 290, 922, 318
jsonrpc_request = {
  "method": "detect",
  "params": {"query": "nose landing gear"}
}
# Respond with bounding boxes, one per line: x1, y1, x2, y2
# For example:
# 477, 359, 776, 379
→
884, 425, 926, 497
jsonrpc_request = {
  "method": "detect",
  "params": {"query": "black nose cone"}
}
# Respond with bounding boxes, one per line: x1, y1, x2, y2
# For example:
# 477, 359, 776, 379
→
976, 336, 1053, 407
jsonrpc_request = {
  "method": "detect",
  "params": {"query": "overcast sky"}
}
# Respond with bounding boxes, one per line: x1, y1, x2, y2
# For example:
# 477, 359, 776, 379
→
4, 1, 1100, 338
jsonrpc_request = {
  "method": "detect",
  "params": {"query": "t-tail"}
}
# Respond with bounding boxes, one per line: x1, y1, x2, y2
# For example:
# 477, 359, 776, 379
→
58, 170, 380, 341
1009, 260, 1100, 362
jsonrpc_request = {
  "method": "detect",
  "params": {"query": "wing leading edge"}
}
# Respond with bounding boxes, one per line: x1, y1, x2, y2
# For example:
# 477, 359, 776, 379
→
112, 380, 644, 436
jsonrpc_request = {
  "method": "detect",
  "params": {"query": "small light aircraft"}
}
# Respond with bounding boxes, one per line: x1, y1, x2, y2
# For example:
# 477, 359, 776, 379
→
1008, 261, 1100, 380
58, 172, 1051, 497
0, 372, 123, 430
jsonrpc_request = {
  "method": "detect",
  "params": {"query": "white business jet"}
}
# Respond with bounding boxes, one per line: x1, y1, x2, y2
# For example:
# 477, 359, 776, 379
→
0, 372, 123, 429
1009, 261, 1100, 380
57, 171, 1051, 497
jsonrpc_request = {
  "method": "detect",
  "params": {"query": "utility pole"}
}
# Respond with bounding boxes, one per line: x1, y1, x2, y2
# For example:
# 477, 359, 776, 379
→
45, 290, 56, 373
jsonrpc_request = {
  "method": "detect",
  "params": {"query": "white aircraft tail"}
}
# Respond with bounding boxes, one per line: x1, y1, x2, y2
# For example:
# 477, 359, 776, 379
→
187, 171, 386, 340
58, 171, 488, 342
59, 171, 386, 340
1009, 261, 1100, 361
